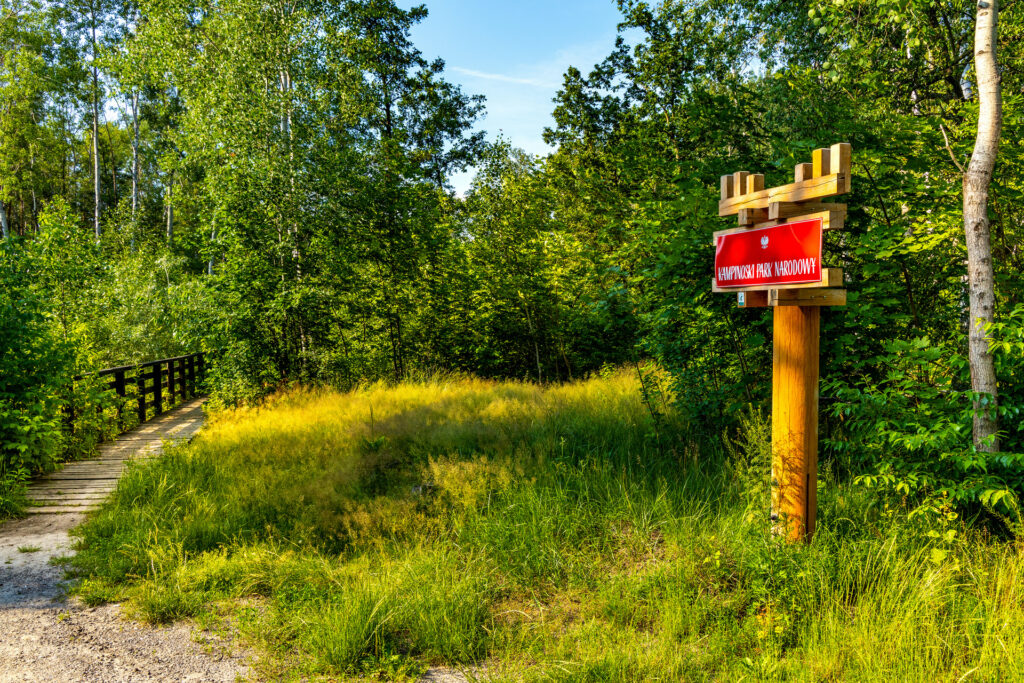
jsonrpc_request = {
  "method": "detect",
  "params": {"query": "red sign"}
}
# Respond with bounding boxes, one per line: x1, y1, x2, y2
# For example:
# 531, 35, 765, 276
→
714, 217, 823, 289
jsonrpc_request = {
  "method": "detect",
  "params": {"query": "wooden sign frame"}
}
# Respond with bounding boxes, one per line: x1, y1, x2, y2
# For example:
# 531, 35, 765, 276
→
714, 144, 852, 542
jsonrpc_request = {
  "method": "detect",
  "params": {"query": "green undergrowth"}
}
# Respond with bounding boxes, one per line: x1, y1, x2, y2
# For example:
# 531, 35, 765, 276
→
70, 371, 1024, 681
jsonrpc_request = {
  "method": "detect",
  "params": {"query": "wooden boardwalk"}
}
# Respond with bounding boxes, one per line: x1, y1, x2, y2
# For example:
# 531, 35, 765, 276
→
26, 398, 206, 515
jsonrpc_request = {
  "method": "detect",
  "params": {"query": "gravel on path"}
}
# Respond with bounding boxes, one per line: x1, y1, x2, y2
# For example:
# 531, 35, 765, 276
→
0, 512, 251, 682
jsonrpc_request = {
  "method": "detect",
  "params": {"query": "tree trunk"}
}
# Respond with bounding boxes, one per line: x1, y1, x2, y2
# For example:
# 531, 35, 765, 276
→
91, 18, 102, 240
0, 198, 9, 240
30, 150, 37, 230
105, 119, 118, 202
166, 170, 174, 245
963, 0, 1001, 452
131, 90, 140, 217
523, 304, 542, 383
208, 227, 216, 275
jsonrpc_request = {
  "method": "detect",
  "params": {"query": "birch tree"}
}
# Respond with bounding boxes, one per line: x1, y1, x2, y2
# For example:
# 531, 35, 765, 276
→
963, 0, 1002, 451
87, 0, 103, 239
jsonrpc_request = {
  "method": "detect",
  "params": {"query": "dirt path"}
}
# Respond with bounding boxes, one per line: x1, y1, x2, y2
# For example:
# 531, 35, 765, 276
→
0, 399, 251, 682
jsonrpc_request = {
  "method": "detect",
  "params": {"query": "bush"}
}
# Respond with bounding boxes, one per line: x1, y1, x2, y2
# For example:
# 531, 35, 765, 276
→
824, 331, 1024, 529
0, 238, 72, 516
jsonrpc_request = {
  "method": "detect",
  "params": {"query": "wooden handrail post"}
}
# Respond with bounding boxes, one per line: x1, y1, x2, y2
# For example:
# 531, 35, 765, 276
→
113, 369, 126, 427
153, 362, 163, 416
187, 354, 196, 397
136, 367, 146, 423
169, 359, 177, 406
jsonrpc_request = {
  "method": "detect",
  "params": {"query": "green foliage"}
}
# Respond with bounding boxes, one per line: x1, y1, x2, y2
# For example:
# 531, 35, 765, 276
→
0, 237, 70, 515
824, 328, 1024, 524
525, 0, 1024, 520
0, 199, 187, 517
1, 0, 1022, 545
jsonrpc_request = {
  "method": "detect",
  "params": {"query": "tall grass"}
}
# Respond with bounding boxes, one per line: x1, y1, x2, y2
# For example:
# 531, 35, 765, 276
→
71, 371, 1024, 680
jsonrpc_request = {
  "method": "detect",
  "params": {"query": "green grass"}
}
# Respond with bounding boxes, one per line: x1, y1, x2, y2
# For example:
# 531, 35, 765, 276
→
70, 371, 1024, 681
17, 544, 42, 553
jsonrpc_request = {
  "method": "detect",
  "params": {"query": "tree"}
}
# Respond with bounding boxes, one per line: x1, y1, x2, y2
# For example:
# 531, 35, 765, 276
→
963, 0, 1002, 451
339, 0, 484, 380
62, 0, 110, 239
0, 0, 52, 237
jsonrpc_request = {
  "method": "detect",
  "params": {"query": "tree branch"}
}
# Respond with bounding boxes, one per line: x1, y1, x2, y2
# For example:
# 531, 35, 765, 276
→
939, 123, 965, 174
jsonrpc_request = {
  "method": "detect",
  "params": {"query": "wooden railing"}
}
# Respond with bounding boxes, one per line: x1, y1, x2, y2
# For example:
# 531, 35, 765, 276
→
61, 351, 212, 455
95, 352, 209, 424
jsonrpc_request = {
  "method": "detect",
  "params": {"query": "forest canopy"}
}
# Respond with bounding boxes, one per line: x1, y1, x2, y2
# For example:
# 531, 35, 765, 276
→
1, 0, 1023, 523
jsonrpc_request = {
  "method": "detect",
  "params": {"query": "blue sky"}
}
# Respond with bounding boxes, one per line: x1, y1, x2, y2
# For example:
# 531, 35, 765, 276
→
403, 0, 626, 193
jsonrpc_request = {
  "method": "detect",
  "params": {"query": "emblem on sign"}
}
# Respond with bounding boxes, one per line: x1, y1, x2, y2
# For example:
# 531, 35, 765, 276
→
761, 235, 769, 249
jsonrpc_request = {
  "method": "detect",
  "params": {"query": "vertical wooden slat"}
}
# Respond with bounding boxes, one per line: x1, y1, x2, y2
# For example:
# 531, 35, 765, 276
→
771, 305, 820, 542
746, 173, 765, 194
177, 358, 184, 402
187, 355, 197, 397
812, 148, 831, 177
794, 163, 813, 182
136, 367, 146, 423
830, 142, 852, 192
720, 175, 734, 200
113, 370, 126, 426
153, 362, 163, 416
732, 171, 749, 197
169, 359, 177, 406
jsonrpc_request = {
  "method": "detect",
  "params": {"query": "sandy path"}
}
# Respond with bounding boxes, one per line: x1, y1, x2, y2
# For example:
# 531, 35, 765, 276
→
0, 512, 250, 682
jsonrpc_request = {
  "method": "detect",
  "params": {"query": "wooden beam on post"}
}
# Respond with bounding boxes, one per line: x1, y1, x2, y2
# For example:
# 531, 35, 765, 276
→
769, 288, 847, 307
737, 208, 768, 226
768, 202, 846, 222
737, 291, 769, 308
718, 173, 847, 216
713, 269, 843, 294
720, 174, 735, 200
812, 148, 831, 177
830, 142, 852, 193
733, 171, 750, 199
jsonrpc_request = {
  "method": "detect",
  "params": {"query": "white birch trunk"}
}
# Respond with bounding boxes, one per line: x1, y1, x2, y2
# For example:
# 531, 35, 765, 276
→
131, 90, 140, 217
0, 198, 9, 240
963, 0, 1002, 452
208, 227, 216, 276
91, 16, 102, 240
166, 170, 174, 245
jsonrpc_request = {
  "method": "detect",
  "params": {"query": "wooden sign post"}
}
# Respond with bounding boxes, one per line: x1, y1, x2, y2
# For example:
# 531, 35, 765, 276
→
714, 144, 852, 542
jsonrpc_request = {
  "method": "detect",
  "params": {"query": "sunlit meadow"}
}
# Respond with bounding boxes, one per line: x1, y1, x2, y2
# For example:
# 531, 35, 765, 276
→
71, 371, 1024, 681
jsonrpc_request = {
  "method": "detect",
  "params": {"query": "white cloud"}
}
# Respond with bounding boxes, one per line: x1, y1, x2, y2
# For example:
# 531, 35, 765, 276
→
450, 67, 559, 90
